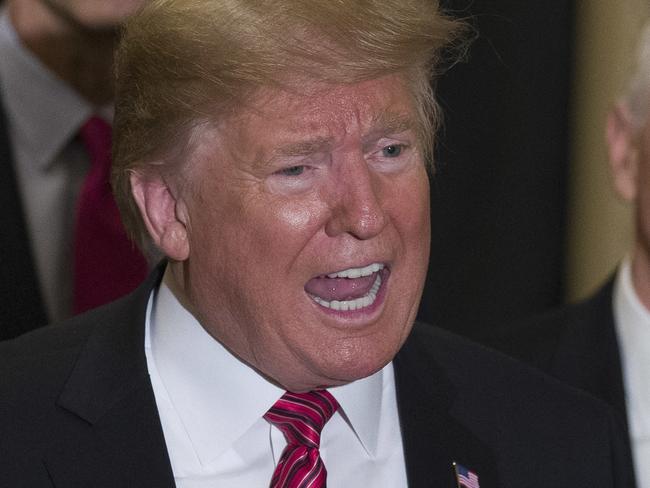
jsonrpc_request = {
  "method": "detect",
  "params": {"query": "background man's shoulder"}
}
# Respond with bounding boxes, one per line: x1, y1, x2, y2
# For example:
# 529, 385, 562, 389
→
403, 320, 612, 408
478, 277, 616, 371
0, 285, 148, 399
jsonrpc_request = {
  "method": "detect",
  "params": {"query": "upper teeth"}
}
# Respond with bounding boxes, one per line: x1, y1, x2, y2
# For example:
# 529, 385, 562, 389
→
327, 262, 384, 279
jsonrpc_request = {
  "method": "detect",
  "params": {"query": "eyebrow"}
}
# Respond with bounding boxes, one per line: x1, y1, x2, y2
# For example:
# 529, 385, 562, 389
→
368, 110, 416, 136
272, 136, 333, 158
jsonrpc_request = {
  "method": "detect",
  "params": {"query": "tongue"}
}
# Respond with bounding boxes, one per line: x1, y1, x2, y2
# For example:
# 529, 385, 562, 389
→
305, 274, 377, 301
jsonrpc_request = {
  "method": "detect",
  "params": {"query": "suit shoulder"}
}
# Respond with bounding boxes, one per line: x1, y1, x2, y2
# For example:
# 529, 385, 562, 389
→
479, 279, 615, 369
403, 322, 615, 415
1, 315, 92, 362
0, 314, 97, 400
480, 304, 573, 368
0, 297, 135, 391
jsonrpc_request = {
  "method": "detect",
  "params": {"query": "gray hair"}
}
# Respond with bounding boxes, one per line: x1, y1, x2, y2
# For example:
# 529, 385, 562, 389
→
623, 21, 650, 127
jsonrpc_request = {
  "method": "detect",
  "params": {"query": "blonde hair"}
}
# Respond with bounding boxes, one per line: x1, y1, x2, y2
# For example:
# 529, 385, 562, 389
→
112, 0, 464, 246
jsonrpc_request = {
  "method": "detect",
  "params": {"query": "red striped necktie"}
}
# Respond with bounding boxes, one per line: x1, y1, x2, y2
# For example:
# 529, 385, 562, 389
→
73, 116, 148, 314
264, 390, 339, 488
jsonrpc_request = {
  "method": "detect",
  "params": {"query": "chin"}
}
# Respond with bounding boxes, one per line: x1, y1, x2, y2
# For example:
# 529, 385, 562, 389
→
272, 345, 393, 392
316, 340, 400, 387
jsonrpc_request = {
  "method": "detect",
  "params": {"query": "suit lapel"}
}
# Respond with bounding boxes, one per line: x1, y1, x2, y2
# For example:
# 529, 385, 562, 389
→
394, 325, 498, 488
44, 266, 175, 488
0, 95, 48, 339
44, 384, 175, 488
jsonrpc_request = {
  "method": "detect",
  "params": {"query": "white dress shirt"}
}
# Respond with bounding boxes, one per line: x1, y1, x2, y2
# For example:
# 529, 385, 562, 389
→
0, 9, 106, 322
144, 270, 408, 487
614, 257, 650, 488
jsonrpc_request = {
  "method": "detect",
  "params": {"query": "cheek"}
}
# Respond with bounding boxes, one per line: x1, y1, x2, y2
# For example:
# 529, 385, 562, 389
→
243, 195, 331, 260
188, 190, 328, 287
268, 201, 320, 238
389, 172, 431, 246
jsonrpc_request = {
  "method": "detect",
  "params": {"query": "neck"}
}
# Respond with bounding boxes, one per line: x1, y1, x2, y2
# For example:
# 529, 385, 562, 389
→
630, 244, 650, 312
8, 0, 117, 106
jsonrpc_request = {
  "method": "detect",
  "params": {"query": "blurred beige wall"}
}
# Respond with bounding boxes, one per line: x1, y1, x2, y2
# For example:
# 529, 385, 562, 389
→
567, 0, 649, 300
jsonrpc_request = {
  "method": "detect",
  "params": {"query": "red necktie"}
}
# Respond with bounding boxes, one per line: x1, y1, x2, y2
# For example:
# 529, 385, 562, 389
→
264, 390, 339, 488
72, 116, 148, 314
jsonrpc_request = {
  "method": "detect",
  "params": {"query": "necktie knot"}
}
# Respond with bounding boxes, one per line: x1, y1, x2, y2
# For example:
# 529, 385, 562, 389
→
265, 390, 338, 448
264, 390, 339, 488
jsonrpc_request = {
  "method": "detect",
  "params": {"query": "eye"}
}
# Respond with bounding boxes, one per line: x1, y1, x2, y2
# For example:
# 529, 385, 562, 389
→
382, 144, 404, 158
278, 165, 305, 176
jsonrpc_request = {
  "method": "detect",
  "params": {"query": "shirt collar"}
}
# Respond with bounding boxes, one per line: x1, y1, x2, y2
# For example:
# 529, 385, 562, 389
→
149, 270, 386, 467
615, 256, 650, 320
330, 360, 386, 457
614, 256, 650, 436
0, 8, 95, 170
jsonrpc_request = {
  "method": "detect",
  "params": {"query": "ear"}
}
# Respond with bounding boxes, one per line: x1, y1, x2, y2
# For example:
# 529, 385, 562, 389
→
606, 102, 639, 202
130, 169, 190, 261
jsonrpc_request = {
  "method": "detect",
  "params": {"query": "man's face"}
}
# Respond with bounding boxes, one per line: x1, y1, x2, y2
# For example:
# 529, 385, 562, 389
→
176, 74, 430, 392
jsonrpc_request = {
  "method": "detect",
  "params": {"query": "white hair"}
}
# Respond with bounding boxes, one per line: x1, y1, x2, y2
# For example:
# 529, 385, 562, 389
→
623, 21, 650, 127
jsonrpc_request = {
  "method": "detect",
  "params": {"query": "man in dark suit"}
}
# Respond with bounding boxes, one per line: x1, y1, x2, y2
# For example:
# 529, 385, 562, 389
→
484, 21, 650, 488
0, 1, 635, 486
0, 268, 635, 487
0, 0, 147, 340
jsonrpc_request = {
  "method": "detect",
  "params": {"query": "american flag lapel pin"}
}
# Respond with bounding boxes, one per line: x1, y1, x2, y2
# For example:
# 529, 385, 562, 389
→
453, 462, 480, 488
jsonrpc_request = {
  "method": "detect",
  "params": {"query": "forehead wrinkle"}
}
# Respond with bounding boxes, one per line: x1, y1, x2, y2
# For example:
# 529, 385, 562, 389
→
228, 78, 415, 169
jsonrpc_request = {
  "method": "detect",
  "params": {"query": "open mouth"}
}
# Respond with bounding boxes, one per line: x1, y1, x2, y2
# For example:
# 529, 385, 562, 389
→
304, 262, 388, 312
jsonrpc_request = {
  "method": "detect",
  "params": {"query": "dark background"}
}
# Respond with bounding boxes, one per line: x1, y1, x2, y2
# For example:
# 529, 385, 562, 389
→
418, 1, 574, 338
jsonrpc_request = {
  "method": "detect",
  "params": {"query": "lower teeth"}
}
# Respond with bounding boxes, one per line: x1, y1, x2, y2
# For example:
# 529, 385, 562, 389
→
311, 274, 382, 311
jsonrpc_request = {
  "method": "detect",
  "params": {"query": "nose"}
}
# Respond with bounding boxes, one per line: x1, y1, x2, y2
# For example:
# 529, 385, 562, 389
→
324, 157, 388, 240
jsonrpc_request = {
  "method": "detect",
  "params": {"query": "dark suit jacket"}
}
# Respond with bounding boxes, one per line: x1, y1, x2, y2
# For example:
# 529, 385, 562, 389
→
482, 277, 634, 484
482, 278, 627, 424
0, 97, 49, 340
0, 269, 634, 487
